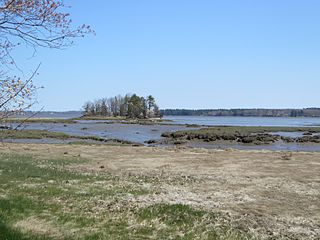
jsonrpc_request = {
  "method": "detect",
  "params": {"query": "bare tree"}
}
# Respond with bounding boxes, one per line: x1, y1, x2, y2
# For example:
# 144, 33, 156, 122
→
100, 98, 108, 116
0, 0, 93, 118
0, 65, 38, 119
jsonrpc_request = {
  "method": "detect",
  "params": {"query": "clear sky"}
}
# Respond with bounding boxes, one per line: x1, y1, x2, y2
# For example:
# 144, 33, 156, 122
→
17, 0, 320, 111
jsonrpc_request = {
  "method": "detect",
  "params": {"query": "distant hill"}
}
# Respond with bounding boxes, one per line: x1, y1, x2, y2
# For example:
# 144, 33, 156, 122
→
161, 108, 320, 117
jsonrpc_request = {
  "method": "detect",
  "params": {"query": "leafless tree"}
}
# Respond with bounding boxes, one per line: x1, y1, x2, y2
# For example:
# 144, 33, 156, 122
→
0, 0, 93, 119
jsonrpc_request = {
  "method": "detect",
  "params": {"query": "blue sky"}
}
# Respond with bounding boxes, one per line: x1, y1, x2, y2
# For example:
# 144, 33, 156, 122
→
16, 0, 320, 111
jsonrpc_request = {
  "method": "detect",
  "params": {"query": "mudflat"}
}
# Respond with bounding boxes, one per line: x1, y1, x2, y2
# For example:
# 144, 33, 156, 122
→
0, 143, 319, 239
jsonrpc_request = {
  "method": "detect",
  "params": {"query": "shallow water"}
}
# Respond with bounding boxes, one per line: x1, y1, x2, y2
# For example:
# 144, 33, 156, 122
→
14, 111, 83, 119
8, 117, 320, 152
268, 132, 305, 138
15, 122, 197, 144
164, 116, 320, 127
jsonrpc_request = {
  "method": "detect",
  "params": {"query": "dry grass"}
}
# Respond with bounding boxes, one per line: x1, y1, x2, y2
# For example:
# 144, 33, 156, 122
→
0, 143, 319, 239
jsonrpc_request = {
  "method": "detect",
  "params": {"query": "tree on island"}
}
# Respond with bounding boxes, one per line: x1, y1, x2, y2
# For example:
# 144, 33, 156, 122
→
0, 0, 93, 119
83, 94, 162, 119
146, 95, 155, 111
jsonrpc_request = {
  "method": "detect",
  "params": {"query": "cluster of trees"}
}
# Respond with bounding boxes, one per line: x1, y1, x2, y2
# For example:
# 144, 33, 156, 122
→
162, 108, 320, 117
83, 94, 162, 119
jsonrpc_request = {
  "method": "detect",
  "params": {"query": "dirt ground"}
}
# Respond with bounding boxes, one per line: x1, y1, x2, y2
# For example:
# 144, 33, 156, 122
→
1, 143, 319, 239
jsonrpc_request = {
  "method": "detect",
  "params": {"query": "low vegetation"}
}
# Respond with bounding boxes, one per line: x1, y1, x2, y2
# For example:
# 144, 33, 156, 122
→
1, 116, 171, 126
76, 116, 172, 125
162, 126, 320, 145
0, 129, 140, 146
0, 152, 252, 240
0, 129, 72, 139
1, 143, 319, 239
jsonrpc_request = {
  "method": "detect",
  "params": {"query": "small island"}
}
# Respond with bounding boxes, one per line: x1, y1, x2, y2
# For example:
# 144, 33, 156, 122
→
82, 94, 162, 119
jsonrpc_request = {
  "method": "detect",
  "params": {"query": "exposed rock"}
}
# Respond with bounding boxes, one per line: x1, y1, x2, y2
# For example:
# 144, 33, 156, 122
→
297, 135, 320, 143
161, 128, 320, 145
185, 124, 201, 128
281, 136, 295, 143
239, 136, 256, 144
0, 125, 12, 130
173, 140, 187, 145
303, 132, 313, 136
161, 132, 172, 138
144, 139, 158, 144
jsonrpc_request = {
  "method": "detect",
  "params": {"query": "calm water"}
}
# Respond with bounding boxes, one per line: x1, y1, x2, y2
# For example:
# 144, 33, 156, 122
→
14, 111, 83, 119
7, 114, 320, 151
164, 116, 320, 127
15, 122, 197, 144
16, 112, 320, 127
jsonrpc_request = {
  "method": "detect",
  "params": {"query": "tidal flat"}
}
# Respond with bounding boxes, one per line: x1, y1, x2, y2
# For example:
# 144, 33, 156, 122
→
3, 118, 320, 151
160, 126, 320, 151
0, 143, 319, 239
1, 119, 320, 239
2, 119, 196, 145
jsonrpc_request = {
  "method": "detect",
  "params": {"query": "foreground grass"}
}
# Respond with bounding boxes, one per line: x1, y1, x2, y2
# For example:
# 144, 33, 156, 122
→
0, 153, 252, 240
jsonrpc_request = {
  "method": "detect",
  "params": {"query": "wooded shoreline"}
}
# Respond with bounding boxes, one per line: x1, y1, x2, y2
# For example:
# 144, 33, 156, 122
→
162, 108, 320, 117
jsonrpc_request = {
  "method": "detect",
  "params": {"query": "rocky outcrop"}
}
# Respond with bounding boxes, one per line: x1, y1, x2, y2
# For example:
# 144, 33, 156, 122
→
296, 135, 320, 143
161, 131, 279, 145
162, 129, 320, 145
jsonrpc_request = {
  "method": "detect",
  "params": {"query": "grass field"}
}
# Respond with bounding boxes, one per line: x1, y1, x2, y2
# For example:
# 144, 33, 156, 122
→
0, 148, 250, 240
0, 144, 319, 239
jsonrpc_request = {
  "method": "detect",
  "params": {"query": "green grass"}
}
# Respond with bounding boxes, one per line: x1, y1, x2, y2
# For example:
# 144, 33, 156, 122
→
136, 204, 251, 240
0, 129, 139, 146
0, 220, 52, 240
0, 130, 71, 139
0, 153, 253, 240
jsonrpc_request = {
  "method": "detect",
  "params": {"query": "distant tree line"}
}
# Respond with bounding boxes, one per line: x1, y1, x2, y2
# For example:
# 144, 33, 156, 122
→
161, 108, 320, 117
83, 94, 162, 119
